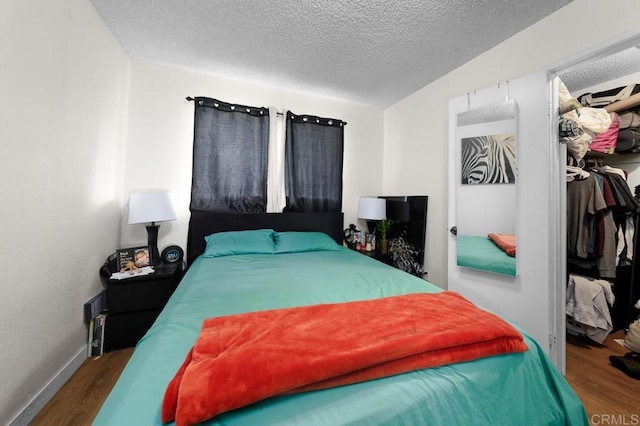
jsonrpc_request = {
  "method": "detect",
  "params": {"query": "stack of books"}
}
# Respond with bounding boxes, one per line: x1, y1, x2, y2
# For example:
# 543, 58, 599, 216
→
84, 291, 107, 356
88, 313, 107, 357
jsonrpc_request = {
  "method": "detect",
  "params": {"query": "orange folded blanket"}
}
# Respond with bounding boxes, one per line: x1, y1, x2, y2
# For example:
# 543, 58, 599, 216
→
488, 233, 516, 257
162, 291, 528, 425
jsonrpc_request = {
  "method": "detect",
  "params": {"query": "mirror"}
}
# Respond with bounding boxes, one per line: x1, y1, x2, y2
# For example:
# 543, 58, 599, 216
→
455, 99, 518, 276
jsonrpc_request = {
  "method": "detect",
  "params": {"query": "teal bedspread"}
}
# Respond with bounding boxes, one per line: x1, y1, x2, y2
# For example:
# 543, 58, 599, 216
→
456, 234, 517, 276
94, 247, 585, 425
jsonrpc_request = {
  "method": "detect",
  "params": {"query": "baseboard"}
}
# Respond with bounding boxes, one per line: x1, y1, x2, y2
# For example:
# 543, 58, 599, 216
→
9, 346, 87, 426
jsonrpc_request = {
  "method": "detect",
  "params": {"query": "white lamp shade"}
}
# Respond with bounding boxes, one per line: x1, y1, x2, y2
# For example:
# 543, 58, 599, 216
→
128, 191, 177, 224
357, 197, 386, 220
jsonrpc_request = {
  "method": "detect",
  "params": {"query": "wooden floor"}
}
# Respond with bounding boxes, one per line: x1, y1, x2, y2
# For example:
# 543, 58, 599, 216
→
32, 332, 639, 425
565, 329, 640, 421
30, 348, 133, 426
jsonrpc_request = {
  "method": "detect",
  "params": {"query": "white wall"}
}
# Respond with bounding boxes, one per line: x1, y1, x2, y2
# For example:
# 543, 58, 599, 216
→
0, 0, 130, 423
383, 0, 640, 288
120, 61, 384, 250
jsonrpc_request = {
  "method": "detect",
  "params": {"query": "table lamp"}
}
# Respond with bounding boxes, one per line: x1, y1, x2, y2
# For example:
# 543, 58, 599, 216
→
128, 190, 177, 267
357, 197, 386, 233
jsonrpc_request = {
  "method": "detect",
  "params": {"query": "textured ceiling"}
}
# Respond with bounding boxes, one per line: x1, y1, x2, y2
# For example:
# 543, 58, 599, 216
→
560, 46, 640, 93
89, 0, 572, 107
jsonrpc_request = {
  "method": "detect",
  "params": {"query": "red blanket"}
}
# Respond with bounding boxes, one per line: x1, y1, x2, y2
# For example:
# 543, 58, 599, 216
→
488, 233, 517, 257
162, 291, 527, 425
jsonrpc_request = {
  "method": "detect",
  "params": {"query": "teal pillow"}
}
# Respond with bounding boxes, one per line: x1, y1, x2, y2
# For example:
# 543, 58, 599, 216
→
203, 229, 276, 258
274, 231, 340, 254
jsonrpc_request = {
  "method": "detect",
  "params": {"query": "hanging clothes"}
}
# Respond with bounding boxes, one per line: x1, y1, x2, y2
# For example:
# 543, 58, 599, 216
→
563, 78, 640, 332
566, 162, 639, 278
567, 175, 606, 259
567, 174, 617, 278
566, 274, 615, 344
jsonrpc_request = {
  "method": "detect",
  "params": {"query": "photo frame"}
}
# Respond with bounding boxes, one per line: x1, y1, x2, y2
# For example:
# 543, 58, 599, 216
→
116, 246, 151, 272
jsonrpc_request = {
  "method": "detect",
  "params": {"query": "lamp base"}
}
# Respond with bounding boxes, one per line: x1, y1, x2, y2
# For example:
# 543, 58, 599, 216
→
146, 224, 161, 267
366, 220, 377, 235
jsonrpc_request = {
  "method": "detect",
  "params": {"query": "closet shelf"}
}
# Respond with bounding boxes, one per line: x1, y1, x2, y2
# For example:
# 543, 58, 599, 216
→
584, 149, 640, 159
604, 92, 640, 113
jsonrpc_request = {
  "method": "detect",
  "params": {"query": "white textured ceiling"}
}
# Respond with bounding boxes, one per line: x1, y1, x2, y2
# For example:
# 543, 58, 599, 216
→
89, 0, 572, 107
560, 46, 640, 93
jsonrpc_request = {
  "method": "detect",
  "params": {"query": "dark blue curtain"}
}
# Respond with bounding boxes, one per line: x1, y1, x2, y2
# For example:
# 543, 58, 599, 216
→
190, 97, 269, 213
285, 113, 345, 212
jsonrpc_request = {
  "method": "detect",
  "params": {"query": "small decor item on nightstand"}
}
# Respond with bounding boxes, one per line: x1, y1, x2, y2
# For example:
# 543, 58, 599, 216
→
117, 246, 152, 271
110, 246, 155, 279
365, 233, 374, 252
377, 219, 393, 255
161, 245, 184, 264
354, 231, 364, 251
344, 224, 360, 249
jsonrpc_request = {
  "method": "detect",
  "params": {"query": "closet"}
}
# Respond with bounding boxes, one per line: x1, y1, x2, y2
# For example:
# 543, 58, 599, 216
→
560, 57, 640, 343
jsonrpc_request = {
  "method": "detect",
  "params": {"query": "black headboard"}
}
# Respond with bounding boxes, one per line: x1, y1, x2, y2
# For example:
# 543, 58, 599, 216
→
187, 211, 344, 267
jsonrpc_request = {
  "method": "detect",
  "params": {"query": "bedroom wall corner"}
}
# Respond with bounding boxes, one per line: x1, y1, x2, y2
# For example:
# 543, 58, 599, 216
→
120, 62, 384, 251
382, 0, 640, 290
383, 98, 448, 288
0, 0, 130, 423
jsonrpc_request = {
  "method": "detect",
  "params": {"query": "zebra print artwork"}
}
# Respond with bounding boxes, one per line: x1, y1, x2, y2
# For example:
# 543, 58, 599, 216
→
461, 133, 516, 184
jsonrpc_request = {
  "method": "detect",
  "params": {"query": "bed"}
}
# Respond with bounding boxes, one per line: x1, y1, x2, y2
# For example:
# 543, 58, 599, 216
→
94, 212, 584, 425
456, 234, 517, 276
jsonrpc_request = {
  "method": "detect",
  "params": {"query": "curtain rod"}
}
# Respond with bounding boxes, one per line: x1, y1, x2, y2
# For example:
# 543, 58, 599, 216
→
185, 97, 347, 125
186, 96, 283, 115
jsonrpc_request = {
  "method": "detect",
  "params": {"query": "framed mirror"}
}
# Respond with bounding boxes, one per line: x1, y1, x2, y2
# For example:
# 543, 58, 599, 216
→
454, 99, 518, 276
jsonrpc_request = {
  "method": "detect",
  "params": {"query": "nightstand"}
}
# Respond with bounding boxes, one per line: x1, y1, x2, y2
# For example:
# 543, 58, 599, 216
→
359, 250, 395, 267
102, 263, 183, 352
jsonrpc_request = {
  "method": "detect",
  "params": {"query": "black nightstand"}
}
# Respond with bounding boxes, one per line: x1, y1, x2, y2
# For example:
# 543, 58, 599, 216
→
102, 263, 183, 352
359, 250, 394, 267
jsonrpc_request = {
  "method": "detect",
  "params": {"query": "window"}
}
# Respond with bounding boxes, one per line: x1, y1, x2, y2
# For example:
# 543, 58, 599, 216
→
190, 98, 346, 213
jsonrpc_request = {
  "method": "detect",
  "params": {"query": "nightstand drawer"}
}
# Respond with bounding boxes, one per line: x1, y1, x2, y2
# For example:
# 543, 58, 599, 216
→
107, 278, 178, 314
101, 262, 183, 352
104, 310, 161, 351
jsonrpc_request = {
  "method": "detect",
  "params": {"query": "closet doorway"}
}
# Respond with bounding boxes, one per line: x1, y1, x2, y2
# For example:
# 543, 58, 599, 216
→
550, 30, 640, 374
448, 30, 640, 374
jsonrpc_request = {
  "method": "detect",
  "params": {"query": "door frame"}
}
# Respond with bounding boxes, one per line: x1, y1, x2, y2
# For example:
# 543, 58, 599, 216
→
546, 28, 640, 373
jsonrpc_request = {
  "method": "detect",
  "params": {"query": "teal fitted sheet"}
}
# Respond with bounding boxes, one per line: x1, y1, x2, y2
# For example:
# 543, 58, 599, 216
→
94, 246, 584, 425
456, 234, 517, 276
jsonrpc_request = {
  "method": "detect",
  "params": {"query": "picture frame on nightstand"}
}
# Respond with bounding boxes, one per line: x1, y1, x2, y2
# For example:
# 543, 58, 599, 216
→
116, 246, 151, 272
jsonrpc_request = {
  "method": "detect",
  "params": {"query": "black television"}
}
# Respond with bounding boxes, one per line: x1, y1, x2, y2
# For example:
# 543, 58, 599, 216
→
378, 196, 428, 276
